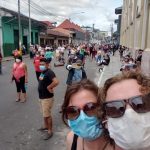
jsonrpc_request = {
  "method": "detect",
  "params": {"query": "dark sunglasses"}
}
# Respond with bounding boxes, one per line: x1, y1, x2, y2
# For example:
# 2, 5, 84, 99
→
64, 102, 99, 121
103, 93, 150, 118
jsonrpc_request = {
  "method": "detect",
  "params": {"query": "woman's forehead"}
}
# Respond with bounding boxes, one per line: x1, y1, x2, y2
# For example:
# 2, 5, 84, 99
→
106, 79, 141, 101
69, 89, 97, 106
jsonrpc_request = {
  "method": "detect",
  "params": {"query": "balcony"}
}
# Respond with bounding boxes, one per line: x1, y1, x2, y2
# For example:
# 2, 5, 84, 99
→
115, 7, 122, 15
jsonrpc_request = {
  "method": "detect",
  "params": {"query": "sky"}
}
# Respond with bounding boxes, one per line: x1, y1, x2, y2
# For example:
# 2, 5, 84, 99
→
0, 0, 123, 32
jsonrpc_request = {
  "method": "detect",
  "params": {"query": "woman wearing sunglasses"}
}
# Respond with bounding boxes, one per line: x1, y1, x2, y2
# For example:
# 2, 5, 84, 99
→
61, 79, 114, 150
102, 71, 150, 150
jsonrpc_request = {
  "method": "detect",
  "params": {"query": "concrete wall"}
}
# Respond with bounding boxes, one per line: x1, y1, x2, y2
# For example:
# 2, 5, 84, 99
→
120, 0, 150, 54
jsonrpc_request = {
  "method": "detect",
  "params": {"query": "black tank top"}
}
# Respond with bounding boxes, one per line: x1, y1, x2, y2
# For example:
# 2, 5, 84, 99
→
71, 134, 78, 150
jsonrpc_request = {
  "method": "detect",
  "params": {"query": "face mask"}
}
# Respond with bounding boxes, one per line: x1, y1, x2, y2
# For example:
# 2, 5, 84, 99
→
39, 65, 46, 71
107, 109, 150, 150
68, 110, 103, 141
129, 61, 133, 64
36, 55, 40, 57
16, 59, 21, 63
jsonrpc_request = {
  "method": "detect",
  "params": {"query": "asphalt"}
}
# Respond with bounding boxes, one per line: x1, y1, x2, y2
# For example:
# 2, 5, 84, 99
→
0, 51, 121, 150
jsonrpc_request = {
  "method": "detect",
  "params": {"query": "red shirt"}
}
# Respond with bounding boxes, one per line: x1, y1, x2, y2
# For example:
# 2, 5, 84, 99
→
33, 56, 41, 72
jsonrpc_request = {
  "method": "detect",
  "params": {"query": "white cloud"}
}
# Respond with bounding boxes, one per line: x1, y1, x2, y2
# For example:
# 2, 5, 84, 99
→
0, 0, 122, 31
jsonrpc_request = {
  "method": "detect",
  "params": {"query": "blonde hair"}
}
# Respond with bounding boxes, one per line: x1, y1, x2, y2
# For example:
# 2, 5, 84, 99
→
102, 71, 150, 102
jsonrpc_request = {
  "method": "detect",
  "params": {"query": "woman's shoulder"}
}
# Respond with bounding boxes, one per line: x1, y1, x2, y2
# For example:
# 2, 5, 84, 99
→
67, 131, 74, 144
66, 131, 74, 150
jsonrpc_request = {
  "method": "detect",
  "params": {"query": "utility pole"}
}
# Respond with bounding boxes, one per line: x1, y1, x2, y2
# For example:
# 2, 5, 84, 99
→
110, 23, 114, 43
18, 0, 21, 51
0, 7, 4, 56
28, 0, 31, 46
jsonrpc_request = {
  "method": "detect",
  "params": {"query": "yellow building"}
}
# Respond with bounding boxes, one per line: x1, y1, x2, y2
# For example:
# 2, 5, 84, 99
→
120, 0, 150, 56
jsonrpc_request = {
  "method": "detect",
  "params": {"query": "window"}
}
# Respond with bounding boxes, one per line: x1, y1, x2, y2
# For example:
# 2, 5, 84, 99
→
136, 0, 141, 18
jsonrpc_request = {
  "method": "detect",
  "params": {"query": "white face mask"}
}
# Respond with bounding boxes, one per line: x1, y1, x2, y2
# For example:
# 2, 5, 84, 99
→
108, 109, 150, 150
16, 59, 21, 63
129, 61, 133, 64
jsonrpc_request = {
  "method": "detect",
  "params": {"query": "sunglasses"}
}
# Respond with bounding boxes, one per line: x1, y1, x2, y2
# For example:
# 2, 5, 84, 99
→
64, 102, 98, 121
103, 93, 150, 118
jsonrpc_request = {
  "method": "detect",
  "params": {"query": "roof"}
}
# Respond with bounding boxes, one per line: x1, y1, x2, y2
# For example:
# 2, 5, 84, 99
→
52, 28, 74, 36
0, 7, 47, 29
57, 19, 84, 33
47, 29, 69, 37
41, 21, 55, 28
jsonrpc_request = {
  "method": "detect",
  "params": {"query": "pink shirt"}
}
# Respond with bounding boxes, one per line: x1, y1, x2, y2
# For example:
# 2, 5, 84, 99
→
13, 62, 25, 80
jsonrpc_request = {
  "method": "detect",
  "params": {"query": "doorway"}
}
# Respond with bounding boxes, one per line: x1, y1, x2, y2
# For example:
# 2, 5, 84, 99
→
23, 36, 28, 54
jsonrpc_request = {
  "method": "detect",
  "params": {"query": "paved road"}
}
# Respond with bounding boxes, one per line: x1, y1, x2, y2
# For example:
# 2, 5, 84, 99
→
0, 53, 102, 150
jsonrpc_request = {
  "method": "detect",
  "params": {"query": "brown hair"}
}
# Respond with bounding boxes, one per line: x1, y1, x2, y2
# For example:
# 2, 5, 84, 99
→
102, 71, 150, 103
101, 72, 150, 148
61, 79, 102, 126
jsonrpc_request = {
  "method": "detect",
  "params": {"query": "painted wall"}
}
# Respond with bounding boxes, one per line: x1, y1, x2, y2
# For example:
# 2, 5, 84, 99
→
2, 17, 39, 57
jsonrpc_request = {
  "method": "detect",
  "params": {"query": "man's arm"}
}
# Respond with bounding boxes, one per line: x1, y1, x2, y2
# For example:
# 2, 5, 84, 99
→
47, 77, 59, 92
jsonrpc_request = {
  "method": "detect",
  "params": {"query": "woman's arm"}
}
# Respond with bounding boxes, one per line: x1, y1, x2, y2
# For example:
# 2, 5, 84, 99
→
23, 63, 28, 83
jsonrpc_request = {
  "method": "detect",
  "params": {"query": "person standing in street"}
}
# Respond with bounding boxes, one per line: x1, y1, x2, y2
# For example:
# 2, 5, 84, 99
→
38, 58, 59, 140
12, 56, 28, 102
0, 51, 2, 74
33, 52, 42, 81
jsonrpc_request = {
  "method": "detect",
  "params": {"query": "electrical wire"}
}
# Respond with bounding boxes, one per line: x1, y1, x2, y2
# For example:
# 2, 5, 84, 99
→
1, 0, 66, 22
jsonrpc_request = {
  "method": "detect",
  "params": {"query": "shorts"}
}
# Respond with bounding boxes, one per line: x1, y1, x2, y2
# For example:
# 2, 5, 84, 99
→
39, 98, 54, 117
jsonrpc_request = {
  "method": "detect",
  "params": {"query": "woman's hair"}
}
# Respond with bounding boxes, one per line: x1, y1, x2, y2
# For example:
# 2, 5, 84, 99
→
101, 72, 150, 102
101, 72, 150, 147
61, 79, 102, 126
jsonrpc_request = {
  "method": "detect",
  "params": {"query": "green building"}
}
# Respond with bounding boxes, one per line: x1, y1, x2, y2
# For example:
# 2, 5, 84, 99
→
0, 7, 47, 57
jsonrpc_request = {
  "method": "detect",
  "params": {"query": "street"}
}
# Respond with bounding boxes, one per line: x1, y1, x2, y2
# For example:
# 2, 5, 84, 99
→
0, 54, 101, 150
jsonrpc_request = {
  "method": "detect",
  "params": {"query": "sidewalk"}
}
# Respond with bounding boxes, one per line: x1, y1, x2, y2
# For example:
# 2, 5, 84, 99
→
2, 54, 29, 62
99, 51, 121, 86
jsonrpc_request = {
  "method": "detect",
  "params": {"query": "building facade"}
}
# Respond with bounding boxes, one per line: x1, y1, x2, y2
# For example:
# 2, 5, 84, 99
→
57, 19, 85, 45
120, 0, 150, 55
0, 7, 47, 57
115, 7, 122, 44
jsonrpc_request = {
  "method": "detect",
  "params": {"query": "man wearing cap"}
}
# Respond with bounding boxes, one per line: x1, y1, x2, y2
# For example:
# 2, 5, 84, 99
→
66, 59, 87, 85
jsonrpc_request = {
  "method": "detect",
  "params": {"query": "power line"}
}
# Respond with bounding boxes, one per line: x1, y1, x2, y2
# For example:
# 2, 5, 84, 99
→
30, 0, 55, 16
1, 0, 53, 20
1, 0, 66, 22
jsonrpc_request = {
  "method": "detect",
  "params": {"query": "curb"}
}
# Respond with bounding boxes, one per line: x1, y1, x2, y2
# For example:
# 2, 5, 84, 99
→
2, 55, 29, 62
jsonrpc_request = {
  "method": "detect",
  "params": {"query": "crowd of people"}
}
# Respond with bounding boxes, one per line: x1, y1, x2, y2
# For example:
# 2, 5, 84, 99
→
2, 41, 150, 150
119, 46, 143, 73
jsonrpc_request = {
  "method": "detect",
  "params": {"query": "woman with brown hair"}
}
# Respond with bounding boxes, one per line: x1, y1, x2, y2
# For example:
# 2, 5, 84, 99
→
102, 71, 150, 150
61, 79, 114, 150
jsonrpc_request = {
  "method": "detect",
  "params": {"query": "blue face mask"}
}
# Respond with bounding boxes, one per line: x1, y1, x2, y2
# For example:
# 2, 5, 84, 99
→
39, 65, 46, 71
68, 110, 103, 141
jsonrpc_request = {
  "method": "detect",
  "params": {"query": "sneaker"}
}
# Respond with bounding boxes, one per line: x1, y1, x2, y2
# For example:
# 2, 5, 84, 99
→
43, 132, 53, 140
37, 127, 48, 132
16, 99, 20, 102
